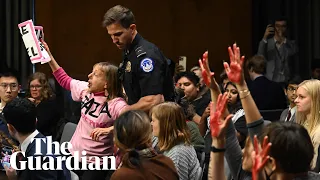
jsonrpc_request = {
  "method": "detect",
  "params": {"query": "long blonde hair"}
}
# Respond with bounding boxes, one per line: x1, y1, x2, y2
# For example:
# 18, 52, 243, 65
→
296, 80, 320, 138
296, 79, 320, 168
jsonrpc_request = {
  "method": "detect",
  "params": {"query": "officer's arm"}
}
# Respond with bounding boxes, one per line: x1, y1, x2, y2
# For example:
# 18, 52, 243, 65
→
124, 94, 164, 112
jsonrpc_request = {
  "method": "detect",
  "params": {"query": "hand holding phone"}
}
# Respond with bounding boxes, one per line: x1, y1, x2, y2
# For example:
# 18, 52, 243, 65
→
263, 24, 274, 40
1, 146, 13, 170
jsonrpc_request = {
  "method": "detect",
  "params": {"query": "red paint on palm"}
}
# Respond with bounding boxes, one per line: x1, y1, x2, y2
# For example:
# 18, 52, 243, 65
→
210, 93, 228, 137
199, 51, 214, 87
252, 136, 272, 180
223, 44, 245, 83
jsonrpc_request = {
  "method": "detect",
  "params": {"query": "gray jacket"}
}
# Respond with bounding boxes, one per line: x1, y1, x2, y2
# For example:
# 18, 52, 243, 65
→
257, 38, 298, 83
279, 108, 296, 122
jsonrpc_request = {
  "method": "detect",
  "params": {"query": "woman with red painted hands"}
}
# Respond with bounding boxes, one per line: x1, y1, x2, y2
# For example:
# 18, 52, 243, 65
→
41, 40, 129, 180
205, 44, 319, 180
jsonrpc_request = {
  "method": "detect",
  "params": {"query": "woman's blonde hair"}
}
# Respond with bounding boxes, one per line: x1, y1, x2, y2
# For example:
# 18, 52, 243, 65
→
296, 79, 320, 168
94, 62, 124, 100
296, 80, 320, 138
150, 102, 191, 152
26, 72, 54, 101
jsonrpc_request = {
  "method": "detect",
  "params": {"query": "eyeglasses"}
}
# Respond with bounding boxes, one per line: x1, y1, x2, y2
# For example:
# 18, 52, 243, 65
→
0, 83, 19, 91
288, 86, 297, 92
30, 85, 42, 89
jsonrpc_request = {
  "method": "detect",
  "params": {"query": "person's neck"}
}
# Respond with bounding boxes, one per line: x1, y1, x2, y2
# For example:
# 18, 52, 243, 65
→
0, 100, 6, 108
306, 113, 311, 121
131, 30, 137, 43
289, 103, 296, 109
125, 30, 138, 50
275, 34, 285, 43
251, 73, 263, 80
16, 132, 33, 144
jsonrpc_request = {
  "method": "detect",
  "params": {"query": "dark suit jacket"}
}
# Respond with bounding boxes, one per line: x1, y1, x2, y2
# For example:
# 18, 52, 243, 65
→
279, 108, 296, 122
17, 133, 71, 180
249, 76, 287, 110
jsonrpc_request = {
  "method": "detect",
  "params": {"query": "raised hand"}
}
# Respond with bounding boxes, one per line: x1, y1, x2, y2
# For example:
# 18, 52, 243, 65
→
223, 43, 245, 84
252, 135, 272, 180
263, 24, 274, 40
199, 51, 215, 88
209, 93, 233, 137
40, 39, 53, 57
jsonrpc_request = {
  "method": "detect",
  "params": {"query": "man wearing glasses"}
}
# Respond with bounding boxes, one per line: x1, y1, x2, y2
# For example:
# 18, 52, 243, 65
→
279, 77, 302, 122
0, 71, 20, 136
257, 17, 298, 87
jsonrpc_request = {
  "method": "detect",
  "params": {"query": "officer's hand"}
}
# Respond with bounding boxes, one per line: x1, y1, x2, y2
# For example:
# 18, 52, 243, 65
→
263, 24, 274, 40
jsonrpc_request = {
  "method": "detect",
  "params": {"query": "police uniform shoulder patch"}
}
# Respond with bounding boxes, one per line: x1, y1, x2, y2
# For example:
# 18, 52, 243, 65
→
135, 46, 147, 58
140, 58, 154, 72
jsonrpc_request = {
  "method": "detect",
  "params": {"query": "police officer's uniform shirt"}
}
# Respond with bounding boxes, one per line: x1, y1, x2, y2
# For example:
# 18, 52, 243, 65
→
120, 33, 173, 105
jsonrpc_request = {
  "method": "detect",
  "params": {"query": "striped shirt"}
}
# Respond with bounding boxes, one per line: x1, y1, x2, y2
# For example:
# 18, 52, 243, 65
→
163, 144, 201, 180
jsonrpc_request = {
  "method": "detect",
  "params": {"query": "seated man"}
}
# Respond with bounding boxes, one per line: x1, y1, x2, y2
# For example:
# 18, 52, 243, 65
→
0, 71, 20, 147
246, 55, 287, 110
175, 72, 211, 124
279, 77, 302, 122
3, 98, 70, 180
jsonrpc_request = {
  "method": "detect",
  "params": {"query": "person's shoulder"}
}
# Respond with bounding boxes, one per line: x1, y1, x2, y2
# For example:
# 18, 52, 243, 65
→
307, 171, 320, 179
109, 97, 127, 104
313, 126, 320, 142
135, 38, 163, 60
168, 143, 195, 156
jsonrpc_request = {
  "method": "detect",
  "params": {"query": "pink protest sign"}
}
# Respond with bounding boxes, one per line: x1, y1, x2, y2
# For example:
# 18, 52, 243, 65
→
18, 20, 51, 64
34, 26, 44, 40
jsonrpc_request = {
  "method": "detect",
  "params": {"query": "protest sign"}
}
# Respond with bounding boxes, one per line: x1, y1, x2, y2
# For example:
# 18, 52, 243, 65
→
18, 20, 51, 64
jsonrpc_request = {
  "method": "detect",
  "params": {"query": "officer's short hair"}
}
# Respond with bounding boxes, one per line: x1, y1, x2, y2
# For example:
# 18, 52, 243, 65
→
102, 5, 136, 28
246, 55, 266, 74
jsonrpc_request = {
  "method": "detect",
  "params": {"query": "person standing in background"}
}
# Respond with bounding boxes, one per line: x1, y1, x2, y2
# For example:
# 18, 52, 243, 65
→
257, 17, 298, 86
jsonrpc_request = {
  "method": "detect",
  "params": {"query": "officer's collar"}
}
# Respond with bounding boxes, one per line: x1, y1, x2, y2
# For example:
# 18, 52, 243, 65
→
125, 33, 142, 55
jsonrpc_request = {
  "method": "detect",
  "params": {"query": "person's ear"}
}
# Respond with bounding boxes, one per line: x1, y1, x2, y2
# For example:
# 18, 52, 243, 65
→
129, 24, 136, 33
7, 124, 16, 135
268, 157, 277, 171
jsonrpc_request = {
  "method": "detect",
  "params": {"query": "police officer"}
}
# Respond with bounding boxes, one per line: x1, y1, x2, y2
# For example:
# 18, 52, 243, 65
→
103, 5, 174, 111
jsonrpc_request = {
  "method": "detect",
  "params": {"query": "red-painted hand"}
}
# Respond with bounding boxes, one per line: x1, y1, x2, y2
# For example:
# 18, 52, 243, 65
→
252, 135, 272, 180
199, 51, 215, 87
209, 93, 232, 137
223, 43, 245, 83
